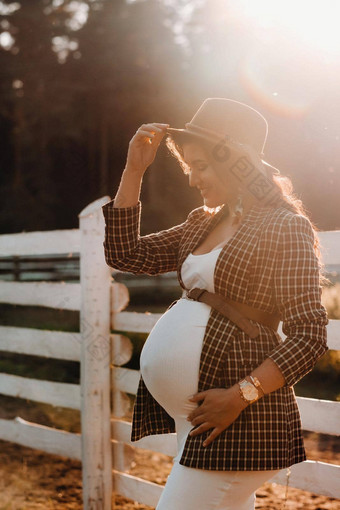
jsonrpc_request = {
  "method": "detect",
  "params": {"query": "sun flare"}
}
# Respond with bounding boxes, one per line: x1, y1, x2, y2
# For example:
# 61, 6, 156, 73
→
237, 0, 340, 57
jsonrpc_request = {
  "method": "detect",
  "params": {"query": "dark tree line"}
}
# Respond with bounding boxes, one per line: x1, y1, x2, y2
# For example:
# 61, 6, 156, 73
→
0, 0, 339, 235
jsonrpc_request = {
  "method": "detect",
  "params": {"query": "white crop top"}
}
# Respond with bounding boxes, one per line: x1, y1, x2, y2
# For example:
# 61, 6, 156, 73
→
181, 242, 225, 294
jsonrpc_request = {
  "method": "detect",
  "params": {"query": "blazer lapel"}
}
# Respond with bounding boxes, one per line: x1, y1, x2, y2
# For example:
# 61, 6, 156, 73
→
177, 202, 273, 291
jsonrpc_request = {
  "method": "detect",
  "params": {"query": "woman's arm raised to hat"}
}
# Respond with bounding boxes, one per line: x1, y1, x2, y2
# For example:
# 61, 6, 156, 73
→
114, 122, 169, 208
101, 122, 201, 276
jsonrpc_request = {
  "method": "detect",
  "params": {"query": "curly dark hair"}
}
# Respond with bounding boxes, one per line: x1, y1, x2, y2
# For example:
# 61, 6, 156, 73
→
165, 131, 330, 287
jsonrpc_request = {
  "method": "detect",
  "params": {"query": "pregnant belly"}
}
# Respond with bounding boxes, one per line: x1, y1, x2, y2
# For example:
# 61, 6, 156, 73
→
140, 298, 211, 418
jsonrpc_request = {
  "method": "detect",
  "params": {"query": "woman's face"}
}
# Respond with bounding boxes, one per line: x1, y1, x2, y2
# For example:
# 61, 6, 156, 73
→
182, 142, 239, 208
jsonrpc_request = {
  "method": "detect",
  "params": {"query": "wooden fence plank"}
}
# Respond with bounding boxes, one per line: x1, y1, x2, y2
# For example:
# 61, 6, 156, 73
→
324, 319, 340, 351
0, 417, 81, 460
270, 460, 340, 499
113, 470, 163, 508
0, 281, 80, 310
0, 328, 138, 365
112, 311, 162, 333
318, 230, 340, 265
111, 441, 135, 473
113, 368, 140, 395
110, 283, 130, 313
79, 195, 113, 509
112, 391, 131, 418
277, 318, 340, 351
0, 229, 80, 256
111, 419, 177, 457
297, 397, 340, 436
0, 373, 80, 409
111, 335, 133, 419
112, 335, 133, 367
0, 326, 81, 361
113, 459, 340, 505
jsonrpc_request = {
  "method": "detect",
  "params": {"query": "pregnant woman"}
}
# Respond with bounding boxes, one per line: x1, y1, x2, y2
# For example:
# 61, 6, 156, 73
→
102, 98, 329, 509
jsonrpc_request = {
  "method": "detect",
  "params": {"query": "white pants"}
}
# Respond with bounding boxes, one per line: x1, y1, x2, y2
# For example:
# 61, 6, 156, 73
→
156, 462, 279, 510
154, 395, 279, 510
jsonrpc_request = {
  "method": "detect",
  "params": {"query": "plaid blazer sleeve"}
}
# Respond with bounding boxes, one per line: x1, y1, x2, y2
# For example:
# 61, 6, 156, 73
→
268, 213, 329, 387
101, 198, 197, 275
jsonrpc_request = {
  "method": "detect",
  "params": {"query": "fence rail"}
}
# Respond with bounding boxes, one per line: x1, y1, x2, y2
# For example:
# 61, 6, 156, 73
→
0, 196, 339, 509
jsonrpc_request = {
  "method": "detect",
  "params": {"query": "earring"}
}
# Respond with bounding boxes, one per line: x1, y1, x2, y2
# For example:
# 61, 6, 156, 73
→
231, 192, 244, 225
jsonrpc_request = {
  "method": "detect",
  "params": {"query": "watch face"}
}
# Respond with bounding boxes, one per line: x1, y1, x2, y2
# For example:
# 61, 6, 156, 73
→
243, 383, 259, 401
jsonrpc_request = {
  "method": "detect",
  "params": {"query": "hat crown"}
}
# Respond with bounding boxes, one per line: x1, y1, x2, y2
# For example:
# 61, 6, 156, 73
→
185, 98, 268, 156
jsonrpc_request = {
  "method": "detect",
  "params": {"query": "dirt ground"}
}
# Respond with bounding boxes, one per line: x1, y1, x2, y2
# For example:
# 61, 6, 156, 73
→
0, 431, 339, 509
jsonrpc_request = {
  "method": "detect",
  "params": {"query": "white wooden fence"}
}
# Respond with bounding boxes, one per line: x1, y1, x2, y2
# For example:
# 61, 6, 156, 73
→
0, 196, 339, 509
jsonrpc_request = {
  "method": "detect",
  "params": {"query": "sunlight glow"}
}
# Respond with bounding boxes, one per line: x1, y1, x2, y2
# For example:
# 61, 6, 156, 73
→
162, 0, 206, 55
0, 31, 15, 50
0, 1, 20, 16
12, 79, 23, 89
238, 42, 325, 118
238, 0, 340, 57
64, 1, 89, 31
46, 0, 89, 32
228, 0, 340, 118
52, 36, 79, 64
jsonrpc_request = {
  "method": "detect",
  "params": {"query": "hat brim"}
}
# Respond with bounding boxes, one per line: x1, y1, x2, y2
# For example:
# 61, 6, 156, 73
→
165, 127, 281, 175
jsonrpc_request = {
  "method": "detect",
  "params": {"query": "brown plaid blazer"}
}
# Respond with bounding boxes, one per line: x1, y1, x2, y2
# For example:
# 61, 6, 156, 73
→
101, 196, 328, 471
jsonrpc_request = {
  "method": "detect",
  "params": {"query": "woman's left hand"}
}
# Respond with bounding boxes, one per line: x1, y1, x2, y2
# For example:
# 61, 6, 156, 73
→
186, 386, 248, 447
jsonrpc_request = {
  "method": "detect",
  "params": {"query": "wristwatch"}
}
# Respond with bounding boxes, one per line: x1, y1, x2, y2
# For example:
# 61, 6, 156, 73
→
238, 378, 260, 404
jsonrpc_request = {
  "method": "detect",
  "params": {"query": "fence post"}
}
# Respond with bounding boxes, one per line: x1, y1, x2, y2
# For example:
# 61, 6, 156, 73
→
79, 196, 113, 509
111, 281, 134, 474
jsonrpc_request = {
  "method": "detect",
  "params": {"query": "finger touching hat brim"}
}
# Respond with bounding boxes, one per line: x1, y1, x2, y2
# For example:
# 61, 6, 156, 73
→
165, 127, 223, 146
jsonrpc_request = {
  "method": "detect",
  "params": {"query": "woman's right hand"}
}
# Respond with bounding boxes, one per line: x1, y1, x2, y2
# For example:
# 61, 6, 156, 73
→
125, 122, 169, 176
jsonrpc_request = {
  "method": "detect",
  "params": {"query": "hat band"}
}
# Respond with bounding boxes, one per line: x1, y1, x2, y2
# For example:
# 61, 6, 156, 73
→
185, 122, 261, 157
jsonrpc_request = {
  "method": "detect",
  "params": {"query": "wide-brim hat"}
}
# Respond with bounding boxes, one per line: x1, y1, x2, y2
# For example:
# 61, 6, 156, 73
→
166, 97, 280, 175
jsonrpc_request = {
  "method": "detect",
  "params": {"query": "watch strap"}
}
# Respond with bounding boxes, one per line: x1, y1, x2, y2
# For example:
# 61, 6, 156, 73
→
249, 375, 266, 396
